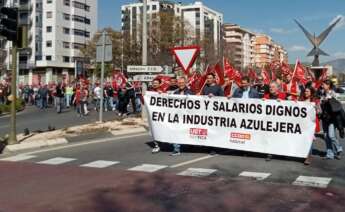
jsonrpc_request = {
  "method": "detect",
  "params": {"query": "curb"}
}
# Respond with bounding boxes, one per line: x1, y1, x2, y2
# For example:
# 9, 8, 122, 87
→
3, 138, 68, 154
3, 126, 149, 154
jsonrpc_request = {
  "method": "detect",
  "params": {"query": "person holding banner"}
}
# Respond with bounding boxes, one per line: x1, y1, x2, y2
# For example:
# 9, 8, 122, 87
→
171, 77, 194, 156
201, 73, 224, 97
299, 86, 321, 165
320, 80, 343, 160
150, 78, 164, 153
232, 76, 260, 99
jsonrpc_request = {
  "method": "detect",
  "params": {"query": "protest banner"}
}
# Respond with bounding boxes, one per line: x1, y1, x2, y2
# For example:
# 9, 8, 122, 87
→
144, 92, 316, 158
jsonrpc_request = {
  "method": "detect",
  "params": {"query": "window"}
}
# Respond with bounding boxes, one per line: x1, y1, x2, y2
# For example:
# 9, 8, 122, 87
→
46, 11, 52, 18
46, 26, 52, 32
47, 0, 52, 3
63, 13, 70, 20
64, 0, 70, 6
72, 42, 85, 49
46, 41, 52, 47
152, 5, 157, 11
73, 29, 90, 38
71, 15, 90, 24
72, 1, 90, 11
63, 27, 70, 34
46, 55, 52, 61
63, 42, 70, 48
63, 56, 70, 63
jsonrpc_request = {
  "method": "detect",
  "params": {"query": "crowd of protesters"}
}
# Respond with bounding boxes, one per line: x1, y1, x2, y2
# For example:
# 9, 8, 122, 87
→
148, 59, 345, 166
0, 75, 143, 118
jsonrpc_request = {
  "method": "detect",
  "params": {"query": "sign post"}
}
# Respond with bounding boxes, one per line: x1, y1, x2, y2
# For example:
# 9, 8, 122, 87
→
96, 31, 112, 122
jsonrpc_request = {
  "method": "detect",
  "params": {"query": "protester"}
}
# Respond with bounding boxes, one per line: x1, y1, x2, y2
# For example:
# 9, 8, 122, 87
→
200, 73, 224, 155
80, 85, 89, 116
201, 73, 224, 97
117, 86, 128, 117
320, 80, 343, 160
253, 76, 269, 98
232, 76, 260, 99
299, 86, 321, 165
125, 81, 137, 114
65, 83, 74, 108
38, 84, 49, 109
73, 85, 82, 117
0, 82, 6, 105
167, 77, 178, 93
93, 83, 102, 112
55, 83, 65, 113
171, 77, 194, 156
264, 81, 287, 100
150, 78, 164, 153
222, 76, 234, 97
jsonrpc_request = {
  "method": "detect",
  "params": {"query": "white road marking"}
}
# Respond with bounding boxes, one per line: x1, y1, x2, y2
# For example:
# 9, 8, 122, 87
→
81, 160, 119, 168
170, 155, 216, 168
37, 157, 76, 165
14, 133, 148, 156
177, 168, 217, 177
0, 155, 37, 162
239, 171, 271, 180
293, 176, 332, 188
128, 164, 167, 173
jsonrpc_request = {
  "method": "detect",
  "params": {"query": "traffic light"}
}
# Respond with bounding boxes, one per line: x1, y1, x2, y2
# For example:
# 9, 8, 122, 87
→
0, 7, 18, 42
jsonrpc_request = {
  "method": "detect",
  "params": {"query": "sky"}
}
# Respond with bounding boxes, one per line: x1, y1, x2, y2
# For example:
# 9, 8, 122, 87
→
99, 0, 345, 63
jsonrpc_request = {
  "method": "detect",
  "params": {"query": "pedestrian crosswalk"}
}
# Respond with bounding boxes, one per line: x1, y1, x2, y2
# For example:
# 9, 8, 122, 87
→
81, 160, 120, 168
0, 155, 333, 189
37, 157, 76, 165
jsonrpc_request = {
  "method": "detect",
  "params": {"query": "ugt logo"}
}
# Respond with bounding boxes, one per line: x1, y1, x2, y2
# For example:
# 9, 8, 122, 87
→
189, 128, 208, 140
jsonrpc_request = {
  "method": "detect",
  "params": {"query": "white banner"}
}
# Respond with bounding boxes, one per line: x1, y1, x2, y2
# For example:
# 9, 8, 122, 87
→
144, 92, 316, 158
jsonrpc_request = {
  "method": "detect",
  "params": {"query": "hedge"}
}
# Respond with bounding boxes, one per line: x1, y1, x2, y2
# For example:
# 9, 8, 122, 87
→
0, 99, 25, 115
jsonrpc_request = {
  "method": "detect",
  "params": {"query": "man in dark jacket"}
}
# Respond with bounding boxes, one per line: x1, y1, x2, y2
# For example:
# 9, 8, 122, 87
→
232, 76, 260, 99
171, 77, 194, 156
201, 73, 224, 97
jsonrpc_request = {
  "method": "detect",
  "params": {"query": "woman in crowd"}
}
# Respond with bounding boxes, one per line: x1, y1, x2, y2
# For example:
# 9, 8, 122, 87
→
320, 80, 343, 160
299, 86, 321, 165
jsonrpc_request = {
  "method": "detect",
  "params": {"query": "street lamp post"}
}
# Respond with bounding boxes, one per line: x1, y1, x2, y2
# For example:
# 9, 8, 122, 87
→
142, 0, 147, 66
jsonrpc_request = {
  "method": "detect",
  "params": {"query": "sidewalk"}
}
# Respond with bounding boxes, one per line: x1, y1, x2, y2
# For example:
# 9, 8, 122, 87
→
2, 117, 149, 154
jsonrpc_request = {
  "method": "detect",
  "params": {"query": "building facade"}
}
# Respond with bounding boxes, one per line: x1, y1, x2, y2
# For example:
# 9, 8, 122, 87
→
223, 24, 255, 70
121, 0, 223, 65
0, 0, 98, 85
253, 34, 288, 68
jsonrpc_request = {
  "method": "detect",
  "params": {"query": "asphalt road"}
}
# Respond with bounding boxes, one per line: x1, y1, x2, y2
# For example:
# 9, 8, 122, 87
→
1, 132, 345, 211
0, 105, 126, 137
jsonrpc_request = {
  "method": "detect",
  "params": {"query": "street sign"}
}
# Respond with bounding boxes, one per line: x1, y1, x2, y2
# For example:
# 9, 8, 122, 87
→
127, 65, 163, 73
96, 35, 112, 62
133, 74, 157, 82
171, 46, 200, 75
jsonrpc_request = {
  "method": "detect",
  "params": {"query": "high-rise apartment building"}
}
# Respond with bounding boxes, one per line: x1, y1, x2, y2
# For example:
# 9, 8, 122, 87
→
223, 24, 256, 70
253, 34, 288, 68
0, 0, 98, 85
121, 0, 223, 65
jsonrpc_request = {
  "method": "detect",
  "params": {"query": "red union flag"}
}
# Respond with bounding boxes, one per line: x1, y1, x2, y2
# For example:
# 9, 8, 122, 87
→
223, 58, 241, 85
292, 60, 307, 85
261, 69, 270, 85
214, 62, 225, 86
172, 46, 200, 75
281, 62, 292, 76
113, 72, 127, 88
